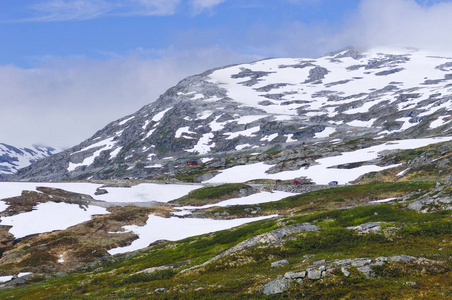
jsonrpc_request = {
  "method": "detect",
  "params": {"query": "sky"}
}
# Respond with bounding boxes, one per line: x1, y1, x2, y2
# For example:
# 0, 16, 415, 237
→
1, 0, 452, 148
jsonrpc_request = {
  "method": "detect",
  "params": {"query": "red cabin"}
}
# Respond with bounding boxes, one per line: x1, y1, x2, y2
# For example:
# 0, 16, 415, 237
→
293, 181, 303, 185
187, 161, 198, 166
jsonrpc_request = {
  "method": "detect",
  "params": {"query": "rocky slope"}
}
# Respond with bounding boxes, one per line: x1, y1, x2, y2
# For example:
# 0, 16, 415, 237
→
0, 144, 57, 180
10, 47, 452, 181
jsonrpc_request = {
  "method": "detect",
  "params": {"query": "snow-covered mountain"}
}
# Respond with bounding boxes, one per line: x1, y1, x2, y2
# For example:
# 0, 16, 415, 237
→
0, 144, 58, 179
11, 47, 452, 181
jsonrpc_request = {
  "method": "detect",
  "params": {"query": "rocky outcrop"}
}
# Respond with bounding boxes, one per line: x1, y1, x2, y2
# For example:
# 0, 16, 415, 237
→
404, 183, 452, 212
181, 223, 318, 273
347, 222, 384, 234
263, 277, 291, 295
263, 255, 424, 295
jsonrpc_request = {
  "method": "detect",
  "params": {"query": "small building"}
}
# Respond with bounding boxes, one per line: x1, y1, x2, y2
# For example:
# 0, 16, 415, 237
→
186, 161, 198, 166
328, 181, 338, 186
293, 181, 303, 185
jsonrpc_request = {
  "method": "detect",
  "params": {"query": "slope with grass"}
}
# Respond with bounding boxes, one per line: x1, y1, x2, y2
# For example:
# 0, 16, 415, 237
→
0, 178, 450, 299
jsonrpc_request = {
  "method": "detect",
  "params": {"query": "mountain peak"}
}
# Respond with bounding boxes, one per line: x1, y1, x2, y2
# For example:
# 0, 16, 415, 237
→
0, 144, 59, 179
9, 48, 452, 181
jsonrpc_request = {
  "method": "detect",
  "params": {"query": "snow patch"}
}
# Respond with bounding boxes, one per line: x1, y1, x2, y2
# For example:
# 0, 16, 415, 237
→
175, 126, 196, 139
260, 133, 278, 142
186, 133, 216, 155
430, 116, 450, 129
315, 127, 336, 138
152, 108, 172, 122
94, 183, 203, 203
118, 116, 135, 126
205, 137, 452, 185
236, 144, 251, 150
109, 147, 122, 159
347, 119, 377, 128
108, 214, 276, 255
1, 202, 109, 238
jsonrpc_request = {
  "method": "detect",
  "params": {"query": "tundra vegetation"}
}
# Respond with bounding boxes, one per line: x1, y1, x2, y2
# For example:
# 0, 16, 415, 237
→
0, 142, 451, 299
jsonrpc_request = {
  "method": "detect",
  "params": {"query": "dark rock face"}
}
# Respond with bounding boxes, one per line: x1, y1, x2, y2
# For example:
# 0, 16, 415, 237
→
10, 48, 452, 181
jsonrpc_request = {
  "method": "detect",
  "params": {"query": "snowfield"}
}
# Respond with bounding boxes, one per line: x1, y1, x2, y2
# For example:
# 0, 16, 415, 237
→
94, 183, 203, 203
108, 214, 277, 255
0, 182, 102, 200
1, 202, 109, 238
0, 182, 203, 204
204, 137, 452, 185
2, 135, 452, 254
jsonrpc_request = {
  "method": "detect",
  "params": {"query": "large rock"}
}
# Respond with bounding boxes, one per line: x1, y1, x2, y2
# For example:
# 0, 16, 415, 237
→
263, 277, 291, 295
271, 260, 290, 268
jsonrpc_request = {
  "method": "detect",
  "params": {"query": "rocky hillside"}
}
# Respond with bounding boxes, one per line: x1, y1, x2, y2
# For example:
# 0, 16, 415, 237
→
10, 47, 452, 181
0, 144, 57, 180
0, 179, 451, 299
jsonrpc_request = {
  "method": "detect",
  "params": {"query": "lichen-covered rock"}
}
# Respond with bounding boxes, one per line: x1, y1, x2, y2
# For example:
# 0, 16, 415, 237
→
347, 222, 383, 234
263, 277, 291, 295
356, 265, 374, 278
271, 259, 290, 268
284, 271, 306, 279
307, 269, 323, 280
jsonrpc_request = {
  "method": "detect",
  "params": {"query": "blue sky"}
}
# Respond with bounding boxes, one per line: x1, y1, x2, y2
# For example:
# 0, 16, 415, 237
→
1, 0, 362, 67
1, 0, 452, 147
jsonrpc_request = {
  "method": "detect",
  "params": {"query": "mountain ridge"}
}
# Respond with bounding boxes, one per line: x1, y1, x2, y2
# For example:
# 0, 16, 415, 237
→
0, 143, 58, 179
9, 47, 452, 182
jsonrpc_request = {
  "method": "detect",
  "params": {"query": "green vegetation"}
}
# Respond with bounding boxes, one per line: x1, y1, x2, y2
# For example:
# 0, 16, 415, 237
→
116, 269, 177, 286
286, 228, 389, 254
0, 179, 451, 299
357, 140, 452, 184
206, 181, 434, 217
171, 183, 253, 206
173, 169, 209, 182
2, 142, 452, 299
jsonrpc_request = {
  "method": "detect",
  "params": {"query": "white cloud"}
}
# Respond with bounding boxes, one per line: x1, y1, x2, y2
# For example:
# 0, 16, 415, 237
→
350, 0, 452, 51
191, 0, 226, 13
240, 0, 452, 59
0, 48, 260, 148
30, 0, 112, 21
23, 0, 181, 22
122, 0, 181, 16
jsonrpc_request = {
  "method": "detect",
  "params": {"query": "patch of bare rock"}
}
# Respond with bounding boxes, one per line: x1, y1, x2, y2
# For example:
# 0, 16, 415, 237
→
263, 255, 430, 295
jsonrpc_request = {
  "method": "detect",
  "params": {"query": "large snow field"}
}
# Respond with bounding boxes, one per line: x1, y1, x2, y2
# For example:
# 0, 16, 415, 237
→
0, 182, 203, 204
94, 183, 203, 203
0, 182, 103, 201
205, 137, 452, 185
207, 49, 452, 122
0, 202, 109, 238
108, 214, 277, 255
0, 182, 204, 239
0, 199, 8, 213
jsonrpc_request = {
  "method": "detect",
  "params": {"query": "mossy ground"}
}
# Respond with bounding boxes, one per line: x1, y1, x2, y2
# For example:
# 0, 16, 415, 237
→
170, 183, 253, 206
0, 180, 451, 299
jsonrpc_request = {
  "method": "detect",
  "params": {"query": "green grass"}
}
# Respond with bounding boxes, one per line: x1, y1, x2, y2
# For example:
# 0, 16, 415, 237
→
173, 169, 209, 182
207, 181, 434, 217
171, 183, 252, 206
0, 180, 451, 299
286, 228, 389, 254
